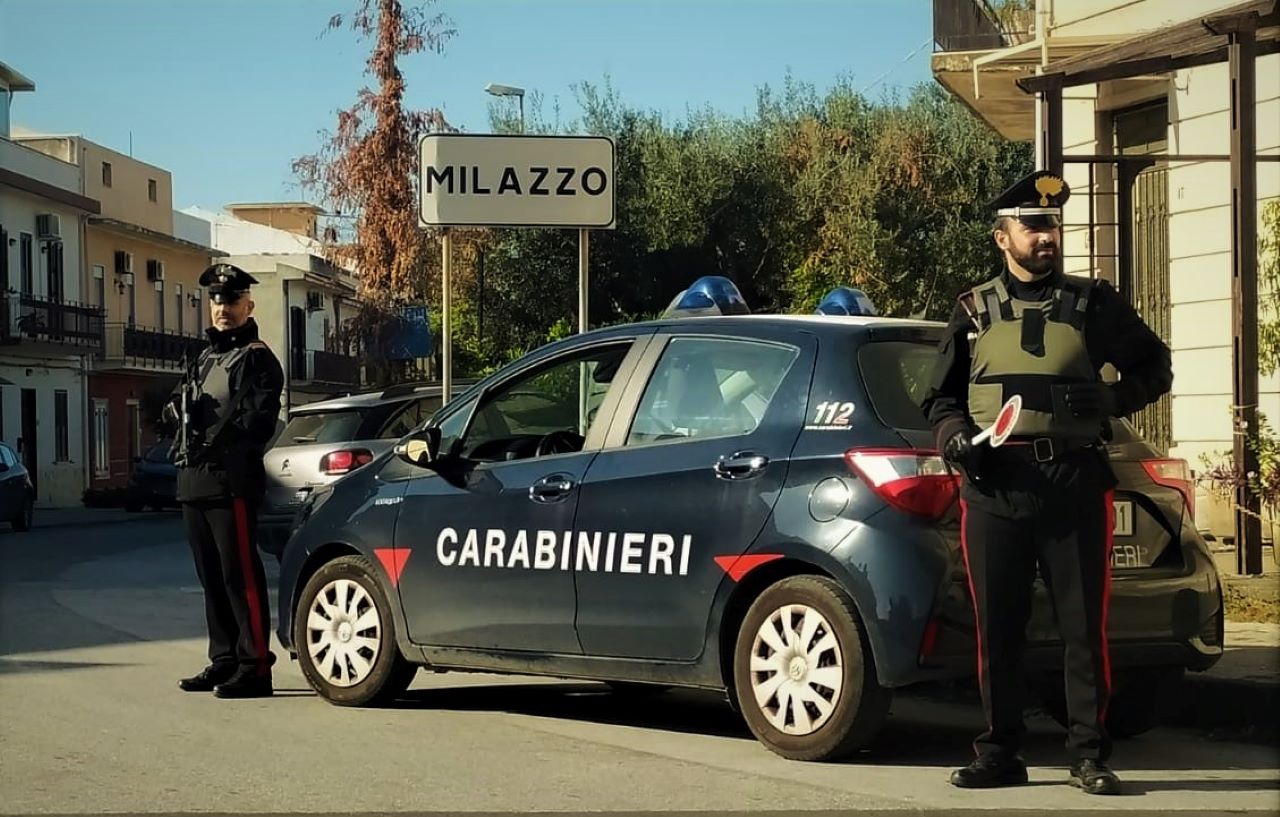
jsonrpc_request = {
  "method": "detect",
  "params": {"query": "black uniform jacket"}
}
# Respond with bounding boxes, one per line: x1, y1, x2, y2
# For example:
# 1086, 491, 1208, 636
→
920, 269, 1173, 518
174, 319, 284, 503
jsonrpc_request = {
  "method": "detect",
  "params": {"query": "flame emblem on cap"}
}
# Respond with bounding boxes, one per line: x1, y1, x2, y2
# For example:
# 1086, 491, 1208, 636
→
1035, 175, 1064, 206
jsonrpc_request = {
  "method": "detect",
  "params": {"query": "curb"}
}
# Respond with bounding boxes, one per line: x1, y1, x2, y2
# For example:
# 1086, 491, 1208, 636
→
1173, 674, 1280, 743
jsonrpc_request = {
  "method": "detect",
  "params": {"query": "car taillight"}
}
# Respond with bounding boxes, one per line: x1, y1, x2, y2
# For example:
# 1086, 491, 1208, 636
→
844, 448, 959, 519
1142, 458, 1194, 521
320, 448, 374, 475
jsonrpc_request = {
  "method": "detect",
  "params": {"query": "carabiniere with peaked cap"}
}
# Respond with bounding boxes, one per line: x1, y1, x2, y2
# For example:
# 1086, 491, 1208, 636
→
989, 169, 1070, 229
198, 263, 259, 304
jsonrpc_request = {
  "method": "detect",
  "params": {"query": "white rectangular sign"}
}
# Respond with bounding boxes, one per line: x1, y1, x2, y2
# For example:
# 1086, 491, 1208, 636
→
419, 134, 616, 228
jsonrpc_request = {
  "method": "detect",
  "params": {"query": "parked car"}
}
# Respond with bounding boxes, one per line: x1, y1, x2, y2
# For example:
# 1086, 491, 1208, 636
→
273, 313, 1223, 761
0, 442, 34, 532
260, 382, 469, 556
125, 440, 177, 512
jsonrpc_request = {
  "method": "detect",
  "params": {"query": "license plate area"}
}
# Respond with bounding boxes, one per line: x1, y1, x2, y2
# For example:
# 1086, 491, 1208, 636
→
1112, 499, 1134, 537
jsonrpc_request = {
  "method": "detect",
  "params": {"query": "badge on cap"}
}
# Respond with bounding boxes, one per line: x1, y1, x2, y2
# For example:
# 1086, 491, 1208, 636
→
198, 263, 258, 304
991, 170, 1070, 222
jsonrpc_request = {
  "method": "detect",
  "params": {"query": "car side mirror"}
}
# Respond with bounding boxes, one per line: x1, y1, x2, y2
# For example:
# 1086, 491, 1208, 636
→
394, 427, 442, 468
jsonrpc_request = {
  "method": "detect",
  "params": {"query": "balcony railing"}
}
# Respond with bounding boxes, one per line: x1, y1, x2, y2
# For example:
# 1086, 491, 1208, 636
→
0, 290, 104, 349
294, 348, 360, 386
101, 323, 207, 370
933, 0, 1034, 52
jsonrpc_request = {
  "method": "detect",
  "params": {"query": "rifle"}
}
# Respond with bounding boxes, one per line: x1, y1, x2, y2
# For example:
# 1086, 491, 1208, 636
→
173, 347, 202, 467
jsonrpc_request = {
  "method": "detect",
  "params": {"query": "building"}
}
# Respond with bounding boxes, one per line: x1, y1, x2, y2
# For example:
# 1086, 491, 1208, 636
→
932, 0, 1280, 569
0, 63, 102, 507
179, 204, 363, 414
16, 136, 223, 491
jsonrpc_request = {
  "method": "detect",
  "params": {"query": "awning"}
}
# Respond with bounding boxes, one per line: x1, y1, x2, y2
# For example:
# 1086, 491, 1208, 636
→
1020, 0, 1279, 92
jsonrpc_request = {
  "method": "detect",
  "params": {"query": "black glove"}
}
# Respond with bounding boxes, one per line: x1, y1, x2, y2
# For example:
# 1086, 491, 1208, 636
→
942, 425, 984, 480
1063, 382, 1119, 419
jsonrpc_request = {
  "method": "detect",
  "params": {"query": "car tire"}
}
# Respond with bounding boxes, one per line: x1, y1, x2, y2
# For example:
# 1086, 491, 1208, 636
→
11, 496, 33, 532
1033, 666, 1185, 739
733, 575, 890, 761
294, 554, 418, 707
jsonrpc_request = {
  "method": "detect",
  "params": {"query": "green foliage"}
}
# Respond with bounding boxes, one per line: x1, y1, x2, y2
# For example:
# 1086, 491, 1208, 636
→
1258, 198, 1280, 376
444, 75, 1031, 377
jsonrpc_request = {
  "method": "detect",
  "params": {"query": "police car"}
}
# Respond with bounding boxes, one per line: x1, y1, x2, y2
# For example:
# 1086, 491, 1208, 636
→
277, 279, 1222, 761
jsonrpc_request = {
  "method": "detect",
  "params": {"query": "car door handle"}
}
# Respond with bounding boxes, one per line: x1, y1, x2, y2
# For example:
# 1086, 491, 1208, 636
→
529, 474, 575, 503
714, 452, 769, 480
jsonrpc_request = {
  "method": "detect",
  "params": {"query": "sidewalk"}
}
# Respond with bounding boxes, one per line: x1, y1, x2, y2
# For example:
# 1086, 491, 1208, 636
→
32, 506, 179, 530
1176, 621, 1279, 741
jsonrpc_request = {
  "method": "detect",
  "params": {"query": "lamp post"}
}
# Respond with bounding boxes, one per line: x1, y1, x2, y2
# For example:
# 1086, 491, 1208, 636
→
484, 82, 525, 133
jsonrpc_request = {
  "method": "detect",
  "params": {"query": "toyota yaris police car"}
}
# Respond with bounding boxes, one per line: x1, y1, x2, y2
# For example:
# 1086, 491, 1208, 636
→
276, 307, 1222, 761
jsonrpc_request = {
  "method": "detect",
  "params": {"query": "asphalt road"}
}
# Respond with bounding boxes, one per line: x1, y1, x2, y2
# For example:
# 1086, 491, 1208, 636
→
0, 514, 1276, 816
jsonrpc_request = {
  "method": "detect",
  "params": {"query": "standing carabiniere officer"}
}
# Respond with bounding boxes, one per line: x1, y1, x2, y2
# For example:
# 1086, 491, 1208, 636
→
166, 263, 284, 699
920, 172, 1172, 795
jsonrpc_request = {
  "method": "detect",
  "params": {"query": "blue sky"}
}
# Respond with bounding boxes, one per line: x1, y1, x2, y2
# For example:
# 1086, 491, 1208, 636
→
2, 0, 934, 211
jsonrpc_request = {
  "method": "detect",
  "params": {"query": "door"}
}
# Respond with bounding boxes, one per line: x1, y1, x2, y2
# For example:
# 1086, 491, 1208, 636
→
20, 388, 37, 495
392, 337, 647, 652
0, 444, 19, 519
290, 307, 306, 379
572, 329, 815, 660
127, 402, 141, 464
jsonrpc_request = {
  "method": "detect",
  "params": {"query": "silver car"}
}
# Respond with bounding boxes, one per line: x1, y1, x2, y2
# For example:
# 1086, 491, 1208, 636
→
259, 382, 463, 556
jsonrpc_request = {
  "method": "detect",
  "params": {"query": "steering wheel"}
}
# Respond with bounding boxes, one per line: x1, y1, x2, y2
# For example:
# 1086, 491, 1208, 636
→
535, 430, 584, 457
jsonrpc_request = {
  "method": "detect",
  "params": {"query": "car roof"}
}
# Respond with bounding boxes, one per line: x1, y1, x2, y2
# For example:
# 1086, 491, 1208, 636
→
580, 313, 945, 341
290, 383, 450, 415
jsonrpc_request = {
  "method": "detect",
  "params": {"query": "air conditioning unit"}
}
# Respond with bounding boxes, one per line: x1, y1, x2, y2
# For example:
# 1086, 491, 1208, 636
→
114, 250, 134, 275
146, 258, 165, 282
306, 291, 325, 312
36, 213, 62, 240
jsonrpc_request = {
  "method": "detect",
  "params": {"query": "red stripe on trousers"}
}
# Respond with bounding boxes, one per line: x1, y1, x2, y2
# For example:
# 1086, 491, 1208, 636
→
233, 498, 269, 673
1100, 489, 1115, 721
958, 499, 984, 693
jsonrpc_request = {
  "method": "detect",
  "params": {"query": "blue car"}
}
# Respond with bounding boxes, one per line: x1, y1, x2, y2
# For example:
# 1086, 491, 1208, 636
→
277, 313, 1222, 761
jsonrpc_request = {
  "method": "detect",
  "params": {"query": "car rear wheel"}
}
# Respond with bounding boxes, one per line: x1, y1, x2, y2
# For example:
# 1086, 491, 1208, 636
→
294, 555, 417, 706
1033, 666, 1185, 738
733, 575, 890, 761
11, 496, 33, 532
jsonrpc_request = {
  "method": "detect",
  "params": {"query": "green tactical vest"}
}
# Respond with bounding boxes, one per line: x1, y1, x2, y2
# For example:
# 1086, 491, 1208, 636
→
966, 273, 1100, 443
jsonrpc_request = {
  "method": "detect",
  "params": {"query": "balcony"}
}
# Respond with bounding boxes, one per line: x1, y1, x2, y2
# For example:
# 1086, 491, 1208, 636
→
933, 0, 1033, 53
0, 290, 104, 350
99, 323, 207, 372
292, 348, 360, 388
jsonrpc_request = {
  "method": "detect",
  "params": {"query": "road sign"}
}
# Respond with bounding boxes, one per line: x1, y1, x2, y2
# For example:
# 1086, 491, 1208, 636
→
419, 134, 616, 228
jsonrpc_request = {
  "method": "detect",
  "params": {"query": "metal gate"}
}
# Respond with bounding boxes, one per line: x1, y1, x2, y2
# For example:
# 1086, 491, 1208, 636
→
1127, 166, 1173, 453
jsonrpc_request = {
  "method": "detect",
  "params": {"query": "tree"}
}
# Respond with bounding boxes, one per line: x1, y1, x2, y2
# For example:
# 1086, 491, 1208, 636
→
293, 0, 455, 385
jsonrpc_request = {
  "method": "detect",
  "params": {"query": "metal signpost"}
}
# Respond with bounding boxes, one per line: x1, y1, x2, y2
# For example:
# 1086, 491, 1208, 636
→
419, 134, 616, 404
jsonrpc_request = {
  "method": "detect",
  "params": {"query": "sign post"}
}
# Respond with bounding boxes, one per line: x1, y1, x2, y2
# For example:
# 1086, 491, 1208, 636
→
419, 134, 616, 405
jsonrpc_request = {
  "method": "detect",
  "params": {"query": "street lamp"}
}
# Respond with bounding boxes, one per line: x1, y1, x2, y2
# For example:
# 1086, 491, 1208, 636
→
484, 82, 525, 133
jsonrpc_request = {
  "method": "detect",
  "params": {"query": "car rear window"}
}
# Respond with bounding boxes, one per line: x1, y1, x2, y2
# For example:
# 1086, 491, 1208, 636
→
282, 409, 367, 444
856, 341, 937, 431
144, 442, 173, 463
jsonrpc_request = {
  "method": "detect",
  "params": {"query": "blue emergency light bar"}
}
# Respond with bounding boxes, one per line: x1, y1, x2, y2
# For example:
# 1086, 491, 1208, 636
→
662, 276, 751, 318
816, 287, 876, 317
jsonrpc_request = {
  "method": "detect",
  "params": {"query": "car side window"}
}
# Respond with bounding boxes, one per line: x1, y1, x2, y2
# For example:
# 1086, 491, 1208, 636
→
459, 343, 630, 462
627, 337, 799, 446
0, 445, 13, 467
379, 396, 443, 440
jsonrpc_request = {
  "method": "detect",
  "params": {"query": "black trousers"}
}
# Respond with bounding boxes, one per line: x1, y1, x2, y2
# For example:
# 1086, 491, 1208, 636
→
960, 477, 1115, 762
183, 498, 274, 675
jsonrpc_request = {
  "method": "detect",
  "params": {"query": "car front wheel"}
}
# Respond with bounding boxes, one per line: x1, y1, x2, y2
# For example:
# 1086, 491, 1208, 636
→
733, 575, 890, 761
294, 555, 417, 706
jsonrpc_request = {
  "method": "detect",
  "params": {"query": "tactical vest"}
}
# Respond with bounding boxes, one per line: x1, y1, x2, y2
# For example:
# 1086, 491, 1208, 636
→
966, 274, 1099, 442
189, 340, 267, 455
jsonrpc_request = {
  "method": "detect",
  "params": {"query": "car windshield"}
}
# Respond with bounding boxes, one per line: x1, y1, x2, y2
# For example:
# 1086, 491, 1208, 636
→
281, 409, 367, 444
144, 442, 174, 463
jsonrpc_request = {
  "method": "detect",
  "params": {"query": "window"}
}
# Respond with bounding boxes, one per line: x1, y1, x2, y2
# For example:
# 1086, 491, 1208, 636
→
175, 285, 184, 334
93, 265, 106, 308
459, 344, 630, 461
856, 341, 939, 432
627, 337, 798, 446
19, 233, 32, 294
47, 242, 64, 302
0, 444, 14, 468
54, 390, 69, 462
127, 277, 136, 325
148, 179, 158, 202
102, 162, 112, 187
155, 281, 164, 330
195, 295, 203, 334
0, 225, 8, 289
144, 440, 173, 464
379, 396, 445, 440
280, 410, 367, 445
93, 399, 109, 478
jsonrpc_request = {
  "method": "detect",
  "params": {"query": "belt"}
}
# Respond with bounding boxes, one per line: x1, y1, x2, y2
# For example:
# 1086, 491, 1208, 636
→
1000, 437, 1099, 463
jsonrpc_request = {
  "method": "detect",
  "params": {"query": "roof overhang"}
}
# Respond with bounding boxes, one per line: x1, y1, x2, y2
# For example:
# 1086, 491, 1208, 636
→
0, 61, 35, 92
931, 36, 1118, 141
0, 167, 99, 213
1019, 0, 1279, 92
88, 217, 226, 257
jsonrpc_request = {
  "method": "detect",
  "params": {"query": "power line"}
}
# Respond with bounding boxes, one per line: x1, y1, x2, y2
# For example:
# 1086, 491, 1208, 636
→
859, 37, 934, 96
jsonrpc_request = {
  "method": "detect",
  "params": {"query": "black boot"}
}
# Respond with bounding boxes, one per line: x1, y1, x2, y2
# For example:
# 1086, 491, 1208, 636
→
178, 664, 237, 692
1070, 759, 1121, 795
213, 667, 273, 699
950, 755, 1029, 788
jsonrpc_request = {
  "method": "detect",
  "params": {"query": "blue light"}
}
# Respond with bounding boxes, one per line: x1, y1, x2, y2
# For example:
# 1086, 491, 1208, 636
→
816, 287, 876, 317
663, 276, 750, 318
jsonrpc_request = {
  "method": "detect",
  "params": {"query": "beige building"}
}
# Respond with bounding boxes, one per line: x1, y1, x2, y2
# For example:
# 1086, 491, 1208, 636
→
933, 0, 1279, 567
18, 135, 223, 489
